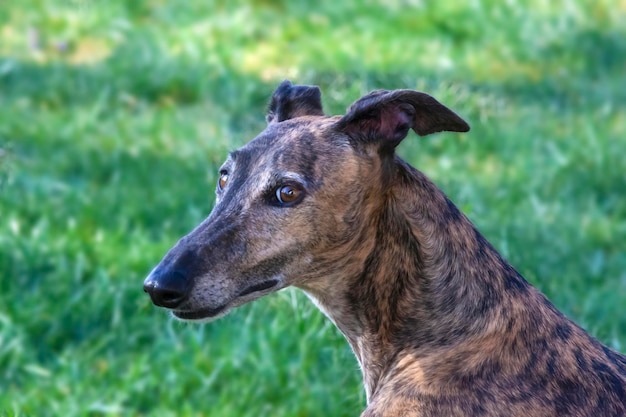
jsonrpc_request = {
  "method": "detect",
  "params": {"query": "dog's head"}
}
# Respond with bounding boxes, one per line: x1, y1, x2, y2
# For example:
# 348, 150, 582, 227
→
143, 80, 469, 321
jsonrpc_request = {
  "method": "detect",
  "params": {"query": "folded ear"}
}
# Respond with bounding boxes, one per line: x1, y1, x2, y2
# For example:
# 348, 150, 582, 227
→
266, 80, 325, 124
335, 89, 470, 148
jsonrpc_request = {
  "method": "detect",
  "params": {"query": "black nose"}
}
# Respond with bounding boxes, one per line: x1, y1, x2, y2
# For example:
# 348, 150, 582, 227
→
143, 269, 191, 309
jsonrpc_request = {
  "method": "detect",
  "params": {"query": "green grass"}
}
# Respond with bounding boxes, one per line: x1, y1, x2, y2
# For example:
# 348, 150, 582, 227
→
1, 0, 625, 415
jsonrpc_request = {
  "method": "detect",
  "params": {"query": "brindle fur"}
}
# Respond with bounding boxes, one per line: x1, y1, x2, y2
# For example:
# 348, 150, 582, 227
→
144, 80, 626, 416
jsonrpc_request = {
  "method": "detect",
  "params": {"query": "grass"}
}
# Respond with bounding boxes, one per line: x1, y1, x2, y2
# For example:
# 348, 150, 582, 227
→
1, 0, 625, 415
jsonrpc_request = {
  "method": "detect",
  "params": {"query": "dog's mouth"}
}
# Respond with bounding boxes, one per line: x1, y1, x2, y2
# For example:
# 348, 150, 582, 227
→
173, 305, 227, 321
172, 279, 280, 321
237, 279, 280, 297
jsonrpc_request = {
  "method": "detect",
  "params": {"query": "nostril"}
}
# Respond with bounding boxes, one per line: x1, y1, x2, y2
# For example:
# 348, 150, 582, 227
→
143, 270, 191, 309
154, 288, 186, 308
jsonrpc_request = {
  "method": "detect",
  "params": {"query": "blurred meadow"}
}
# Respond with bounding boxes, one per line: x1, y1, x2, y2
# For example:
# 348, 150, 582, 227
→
1, 0, 625, 416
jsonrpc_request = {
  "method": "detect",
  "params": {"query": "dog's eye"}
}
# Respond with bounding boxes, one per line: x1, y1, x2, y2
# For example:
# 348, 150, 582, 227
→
218, 172, 228, 190
276, 184, 302, 206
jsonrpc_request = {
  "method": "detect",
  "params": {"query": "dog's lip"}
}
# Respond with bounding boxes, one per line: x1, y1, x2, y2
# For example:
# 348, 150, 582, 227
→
172, 305, 227, 321
237, 278, 280, 297
172, 279, 281, 321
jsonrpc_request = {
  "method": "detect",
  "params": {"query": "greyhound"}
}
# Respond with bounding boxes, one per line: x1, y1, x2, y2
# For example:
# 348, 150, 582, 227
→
144, 80, 626, 416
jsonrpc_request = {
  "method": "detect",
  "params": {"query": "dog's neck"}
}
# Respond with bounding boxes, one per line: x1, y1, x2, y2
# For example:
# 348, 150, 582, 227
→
300, 158, 531, 402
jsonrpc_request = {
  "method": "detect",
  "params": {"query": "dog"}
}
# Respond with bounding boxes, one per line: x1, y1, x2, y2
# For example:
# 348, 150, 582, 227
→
144, 80, 626, 416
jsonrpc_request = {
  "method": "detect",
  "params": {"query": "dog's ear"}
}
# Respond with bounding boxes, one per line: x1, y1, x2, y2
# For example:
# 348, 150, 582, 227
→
335, 89, 469, 148
266, 80, 325, 124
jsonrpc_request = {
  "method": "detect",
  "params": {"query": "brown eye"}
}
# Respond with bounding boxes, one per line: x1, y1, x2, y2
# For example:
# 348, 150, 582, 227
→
218, 172, 228, 190
276, 184, 302, 205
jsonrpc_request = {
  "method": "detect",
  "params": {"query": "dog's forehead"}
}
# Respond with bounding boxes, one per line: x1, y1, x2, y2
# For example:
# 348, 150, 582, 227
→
232, 117, 344, 168
256, 116, 337, 147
